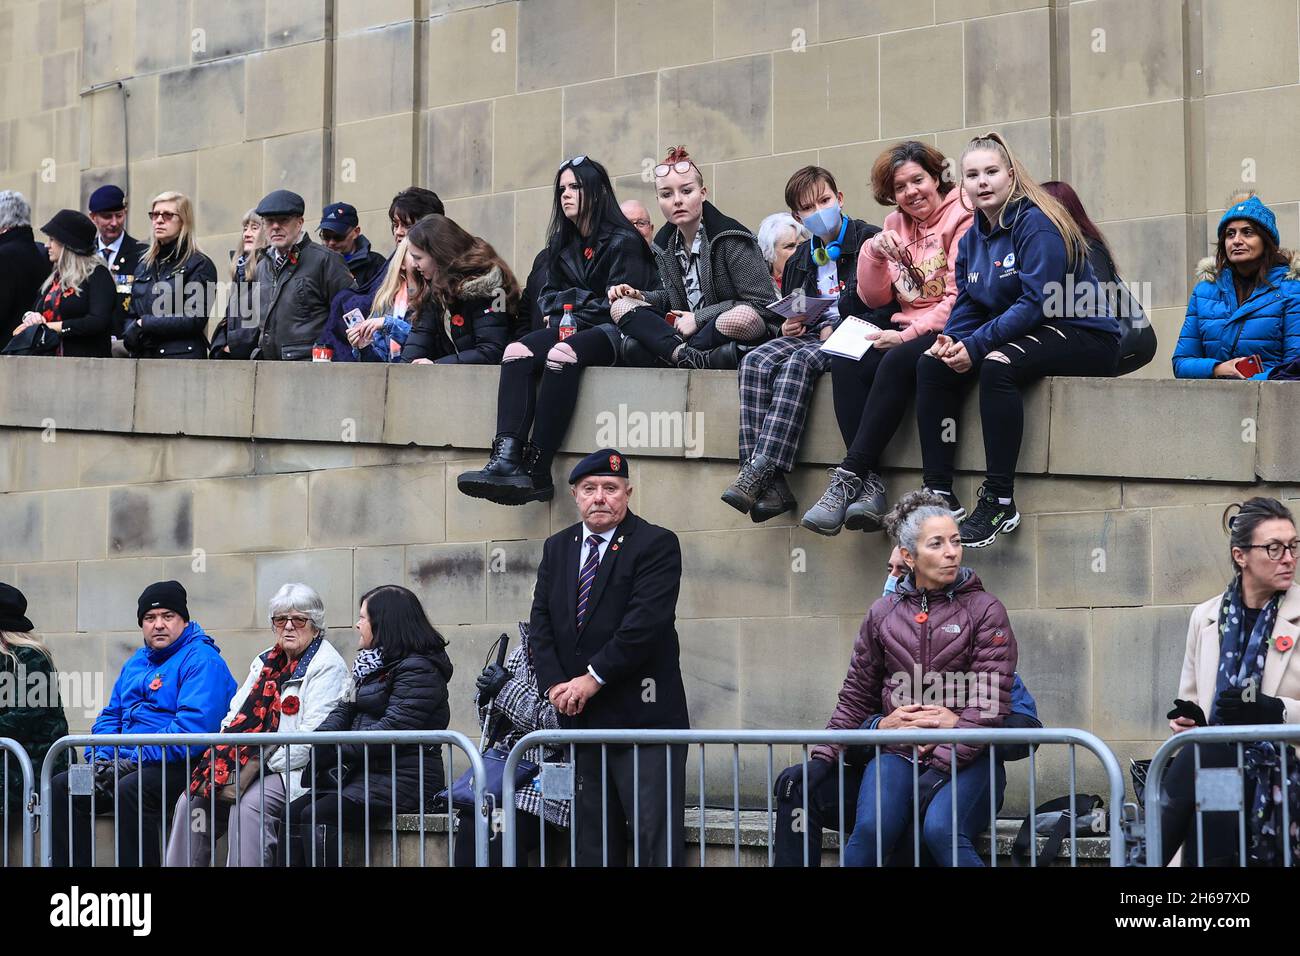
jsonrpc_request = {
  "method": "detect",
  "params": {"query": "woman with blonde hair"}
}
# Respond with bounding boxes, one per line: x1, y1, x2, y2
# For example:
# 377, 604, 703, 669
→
915, 131, 1120, 549
346, 237, 427, 361
229, 208, 264, 283
123, 191, 217, 358
0, 584, 70, 818
10, 209, 115, 356
211, 208, 264, 357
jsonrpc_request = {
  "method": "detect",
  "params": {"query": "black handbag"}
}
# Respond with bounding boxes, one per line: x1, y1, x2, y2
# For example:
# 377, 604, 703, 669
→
2, 323, 59, 355
435, 745, 539, 811
1011, 794, 1105, 866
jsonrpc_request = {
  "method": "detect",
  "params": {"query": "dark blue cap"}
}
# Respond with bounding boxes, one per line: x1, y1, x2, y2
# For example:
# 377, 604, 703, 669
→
88, 185, 126, 214
319, 202, 359, 234
569, 448, 630, 485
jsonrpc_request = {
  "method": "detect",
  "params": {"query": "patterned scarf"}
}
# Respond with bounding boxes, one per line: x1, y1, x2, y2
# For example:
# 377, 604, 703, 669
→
352, 647, 385, 684
1212, 574, 1278, 722
189, 642, 297, 799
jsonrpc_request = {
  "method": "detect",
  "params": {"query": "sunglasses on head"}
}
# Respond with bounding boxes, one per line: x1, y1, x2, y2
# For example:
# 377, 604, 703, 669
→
559, 155, 588, 170
654, 159, 698, 178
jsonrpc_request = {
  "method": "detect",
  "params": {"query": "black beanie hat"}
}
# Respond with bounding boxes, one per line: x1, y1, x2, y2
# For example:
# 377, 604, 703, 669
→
0, 583, 35, 632
137, 580, 189, 626
40, 209, 98, 257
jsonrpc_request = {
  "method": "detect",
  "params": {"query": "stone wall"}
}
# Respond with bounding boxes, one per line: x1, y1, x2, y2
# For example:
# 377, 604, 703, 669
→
1, 0, 1298, 382
3, 356, 1298, 807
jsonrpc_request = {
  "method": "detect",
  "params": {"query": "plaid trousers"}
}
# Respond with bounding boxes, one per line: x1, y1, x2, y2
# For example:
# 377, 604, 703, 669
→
738, 332, 833, 472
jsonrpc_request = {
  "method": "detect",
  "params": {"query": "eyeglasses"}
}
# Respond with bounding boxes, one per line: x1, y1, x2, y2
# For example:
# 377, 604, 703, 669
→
897, 244, 928, 289
147, 211, 179, 222
654, 159, 700, 178
272, 615, 313, 629
1242, 541, 1300, 561
628, 218, 652, 229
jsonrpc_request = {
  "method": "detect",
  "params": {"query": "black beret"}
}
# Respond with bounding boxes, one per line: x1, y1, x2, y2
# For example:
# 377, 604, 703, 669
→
568, 448, 630, 485
88, 184, 126, 213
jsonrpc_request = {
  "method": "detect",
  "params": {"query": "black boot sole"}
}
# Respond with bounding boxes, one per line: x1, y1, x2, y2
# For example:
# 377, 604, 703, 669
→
750, 498, 796, 523
844, 511, 884, 533
720, 487, 756, 514
457, 473, 536, 505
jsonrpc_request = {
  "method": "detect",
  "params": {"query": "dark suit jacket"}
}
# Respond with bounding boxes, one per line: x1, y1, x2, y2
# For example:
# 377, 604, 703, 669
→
101, 232, 147, 337
529, 510, 689, 730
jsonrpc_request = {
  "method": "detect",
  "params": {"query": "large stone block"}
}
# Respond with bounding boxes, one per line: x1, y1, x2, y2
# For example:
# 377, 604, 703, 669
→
681, 370, 740, 462
1090, 605, 1191, 740
426, 101, 491, 200
134, 360, 255, 437
678, 527, 791, 619
1005, 608, 1091, 728
964, 514, 1038, 610
633, 458, 764, 533
935, 0, 1046, 19
159, 551, 257, 631
254, 549, 354, 628
43, 632, 109, 725
195, 142, 264, 248
1202, 0, 1299, 95
336, 113, 417, 211
818, 0, 933, 40
1037, 509, 1151, 608
353, 546, 406, 606
262, 130, 326, 215
439, 192, 515, 267
484, 537, 544, 624
964, 8, 1051, 127
244, 43, 327, 140
133, 0, 188, 73
0, 357, 136, 432
738, 616, 854, 729
406, 542, 486, 625
126, 154, 199, 235
714, 0, 817, 57
163, 437, 256, 482
1011, 476, 1122, 516
108, 483, 194, 557
77, 433, 166, 486
335, 21, 415, 124
337, 0, 413, 33
13, 561, 78, 632
385, 365, 493, 450
563, 73, 657, 181
1150, 504, 1233, 607
660, 56, 773, 164
253, 441, 360, 475
266, 0, 326, 46
790, 528, 895, 617
491, 89, 562, 192
614, 0, 712, 74
678, 617, 743, 730
253, 362, 389, 444
425, 3, 516, 106
710, 151, 819, 239
157, 59, 246, 155
1069, 101, 1186, 221
1256, 382, 1300, 482
44, 487, 109, 562
880, 24, 962, 137
517, 0, 614, 91
77, 557, 167, 631
192, 473, 309, 553
4, 428, 79, 492
773, 38, 878, 153
568, 367, 691, 457
443, 459, 553, 542
513, 185, 553, 272
1048, 378, 1258, 482
308, 462, 447, 548
1067, 0, 1184, 112
1101, 215, 1194, 311
190, 0, 266, 60
40, 48, 77, 112
83, 0, 136, 87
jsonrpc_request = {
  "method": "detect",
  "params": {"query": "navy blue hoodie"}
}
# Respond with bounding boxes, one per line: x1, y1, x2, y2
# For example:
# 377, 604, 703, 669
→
944, 198, 1119, 363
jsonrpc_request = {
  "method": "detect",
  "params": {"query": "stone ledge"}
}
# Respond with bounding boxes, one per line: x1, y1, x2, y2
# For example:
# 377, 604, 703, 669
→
0, 356, 1292, 484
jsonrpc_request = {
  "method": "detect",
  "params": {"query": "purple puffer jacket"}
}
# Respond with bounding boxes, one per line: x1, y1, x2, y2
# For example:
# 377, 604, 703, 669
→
812, 568, 1017, 772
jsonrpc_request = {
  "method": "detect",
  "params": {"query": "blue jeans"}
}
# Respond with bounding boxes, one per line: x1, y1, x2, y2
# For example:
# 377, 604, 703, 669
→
843, 751, 1006, 867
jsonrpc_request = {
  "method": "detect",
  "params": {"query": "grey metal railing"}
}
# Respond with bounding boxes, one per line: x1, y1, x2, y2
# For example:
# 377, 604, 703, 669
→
1144, 724, 1300, 867
40, 731, 489, 867
0, 739, 37, 867
501, 728, 1126, 867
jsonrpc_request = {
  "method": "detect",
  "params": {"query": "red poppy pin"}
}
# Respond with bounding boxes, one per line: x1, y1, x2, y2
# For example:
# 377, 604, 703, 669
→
451, 314, 465, 327
149, 676, 163, 691
609, 453, 621, 472
1276, 635, 1295, 653
915, 612, 928, 624
280, 696, 301, 715
583, 247, 594, 260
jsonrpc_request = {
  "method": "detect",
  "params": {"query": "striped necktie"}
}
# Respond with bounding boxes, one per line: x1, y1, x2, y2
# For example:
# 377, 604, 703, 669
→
575, 534, 602, 630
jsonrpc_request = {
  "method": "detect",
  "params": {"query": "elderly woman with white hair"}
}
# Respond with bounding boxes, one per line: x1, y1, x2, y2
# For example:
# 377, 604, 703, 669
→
756, 212, 809, 291
0, 190, 52, 351
164, 583, 347, 867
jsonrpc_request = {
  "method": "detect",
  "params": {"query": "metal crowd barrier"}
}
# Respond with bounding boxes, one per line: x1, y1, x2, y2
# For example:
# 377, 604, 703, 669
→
1144, 724, 1300, 867
1, 739, 37, 867
39, 731, 489, 867
501, 728, 1126, 867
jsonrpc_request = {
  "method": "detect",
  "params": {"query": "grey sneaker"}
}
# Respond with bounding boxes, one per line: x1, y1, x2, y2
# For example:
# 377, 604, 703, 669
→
800, 467, 864, 536
844, 471, 887, 533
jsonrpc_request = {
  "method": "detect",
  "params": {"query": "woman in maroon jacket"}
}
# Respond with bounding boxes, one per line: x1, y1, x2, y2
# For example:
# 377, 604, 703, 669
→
840, 490, 1017, 866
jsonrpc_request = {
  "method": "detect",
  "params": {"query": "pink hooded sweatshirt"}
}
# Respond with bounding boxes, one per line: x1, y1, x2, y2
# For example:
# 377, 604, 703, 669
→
856, 187, 973, 342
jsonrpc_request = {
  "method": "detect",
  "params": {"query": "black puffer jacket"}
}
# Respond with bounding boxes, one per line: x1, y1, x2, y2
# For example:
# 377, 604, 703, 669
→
124, 244, 218, 358
537, 220, 656, 334
400, 265, 512, 364
311, 650, 454, 808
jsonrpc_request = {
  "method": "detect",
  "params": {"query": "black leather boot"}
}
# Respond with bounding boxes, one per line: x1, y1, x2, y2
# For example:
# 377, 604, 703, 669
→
750, 471, 797, 522
457, 435, 534, 503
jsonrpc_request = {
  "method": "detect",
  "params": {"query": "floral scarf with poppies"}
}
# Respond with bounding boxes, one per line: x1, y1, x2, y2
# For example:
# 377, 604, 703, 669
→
188, 638, 319, 798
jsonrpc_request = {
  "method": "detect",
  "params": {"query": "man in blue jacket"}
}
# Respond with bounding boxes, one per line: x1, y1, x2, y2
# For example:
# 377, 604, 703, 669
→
49, 581, 237, 866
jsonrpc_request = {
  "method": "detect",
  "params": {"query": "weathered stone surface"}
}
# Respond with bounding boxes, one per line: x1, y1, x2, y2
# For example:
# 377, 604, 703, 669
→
134, 361, 255, 437
0, 357, 135, 432
309, 462, 447, 548
406, 542, 486, 625
1037, 509, 1151, 608
192, 473, 309, 554
108, 484, 194, 557
253, 362, 389, 444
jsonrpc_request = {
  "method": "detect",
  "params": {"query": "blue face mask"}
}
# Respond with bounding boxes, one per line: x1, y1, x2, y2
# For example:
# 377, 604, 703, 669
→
883, 573, 901, 596
803, 200, 843, 241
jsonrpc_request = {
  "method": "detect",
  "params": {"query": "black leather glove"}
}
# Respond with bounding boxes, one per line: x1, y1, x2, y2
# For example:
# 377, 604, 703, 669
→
773, 758, 833, 801
92, 758, 137, 799
475, 663, 509, 701
1165, 698, 1208, 726
122, 318, 144, 353
1215, 686, 1285, 725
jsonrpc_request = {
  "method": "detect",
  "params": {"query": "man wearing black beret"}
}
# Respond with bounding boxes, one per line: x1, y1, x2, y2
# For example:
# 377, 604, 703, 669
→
527, 448, 690, 866
86, 184, 147, 347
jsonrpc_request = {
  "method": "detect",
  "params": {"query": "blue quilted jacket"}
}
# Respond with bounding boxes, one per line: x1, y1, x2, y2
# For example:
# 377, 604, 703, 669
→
1173, 255, 1300, 379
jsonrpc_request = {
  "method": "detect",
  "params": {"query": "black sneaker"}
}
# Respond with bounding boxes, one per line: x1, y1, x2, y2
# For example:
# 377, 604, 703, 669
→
925, 487, 966, 523
959, 486, 1020, 548
675, 345, 711, 370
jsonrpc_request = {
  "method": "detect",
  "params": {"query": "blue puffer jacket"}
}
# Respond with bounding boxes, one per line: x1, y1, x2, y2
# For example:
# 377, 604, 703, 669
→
1173, 255, 1300, 379
86, 620, 238, 763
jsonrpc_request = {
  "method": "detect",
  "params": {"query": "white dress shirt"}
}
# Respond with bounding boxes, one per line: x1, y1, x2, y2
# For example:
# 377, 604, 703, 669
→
577, 523, 616, 684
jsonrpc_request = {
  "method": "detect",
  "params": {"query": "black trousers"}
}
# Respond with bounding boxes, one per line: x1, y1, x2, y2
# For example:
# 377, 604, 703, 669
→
496, 326, 618, 454
452, 808, 566, 867
574, 743, 687, 866
773, 763, 865, 867
282, 788, 372, 867
915, 324, 1118, 496
830, 332, 936, 477
50, 762, 188, 867
1159, 742, 1251, 867
616, 305, 735, 365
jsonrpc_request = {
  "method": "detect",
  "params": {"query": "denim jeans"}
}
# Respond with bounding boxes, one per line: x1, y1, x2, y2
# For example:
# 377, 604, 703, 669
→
843, 751, 1005, 867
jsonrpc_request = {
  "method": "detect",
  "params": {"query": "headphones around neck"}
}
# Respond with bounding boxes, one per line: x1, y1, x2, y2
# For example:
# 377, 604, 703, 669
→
811, 215, 848, 266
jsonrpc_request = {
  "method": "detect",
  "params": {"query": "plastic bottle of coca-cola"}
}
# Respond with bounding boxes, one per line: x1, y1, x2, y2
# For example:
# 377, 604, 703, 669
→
557, 303, 576, 340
